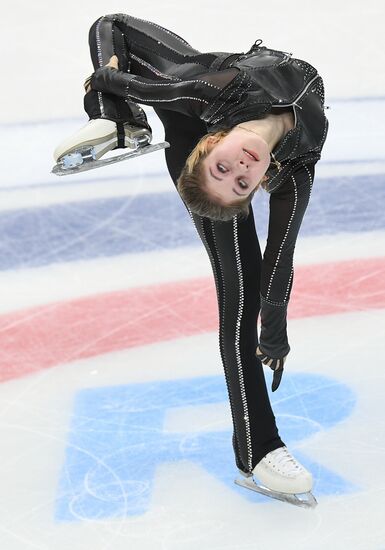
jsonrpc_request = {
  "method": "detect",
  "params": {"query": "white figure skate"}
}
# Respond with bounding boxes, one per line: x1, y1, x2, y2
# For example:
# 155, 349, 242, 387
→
51, 118, 169, 176
234, 446, 317, 508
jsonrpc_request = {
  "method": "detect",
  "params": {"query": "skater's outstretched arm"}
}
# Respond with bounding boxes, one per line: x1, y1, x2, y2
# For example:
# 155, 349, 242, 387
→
257, 161, 315, 390
89, 65, 240, 117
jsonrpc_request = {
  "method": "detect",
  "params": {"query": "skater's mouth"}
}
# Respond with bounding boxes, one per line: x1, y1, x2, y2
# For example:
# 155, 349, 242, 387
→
243, 148, 259, 161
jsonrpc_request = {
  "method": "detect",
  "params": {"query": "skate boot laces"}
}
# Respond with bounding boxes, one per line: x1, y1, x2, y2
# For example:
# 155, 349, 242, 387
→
264, 447, 304, 477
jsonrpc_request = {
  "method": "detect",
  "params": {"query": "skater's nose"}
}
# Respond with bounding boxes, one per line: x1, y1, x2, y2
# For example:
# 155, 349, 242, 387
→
238, 159, 249, 169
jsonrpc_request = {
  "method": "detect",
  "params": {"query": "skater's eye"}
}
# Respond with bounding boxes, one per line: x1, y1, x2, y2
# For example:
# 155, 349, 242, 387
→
238, 179, 248, 189
217, 163, 228, 173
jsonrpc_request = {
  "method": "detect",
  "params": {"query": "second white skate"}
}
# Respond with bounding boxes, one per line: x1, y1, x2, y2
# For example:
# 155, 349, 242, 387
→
234, 446, 317, 508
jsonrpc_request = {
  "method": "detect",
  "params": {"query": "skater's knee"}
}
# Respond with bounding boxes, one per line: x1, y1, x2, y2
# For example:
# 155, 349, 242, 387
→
88, 13, 119, 33
88, 16, 103, 36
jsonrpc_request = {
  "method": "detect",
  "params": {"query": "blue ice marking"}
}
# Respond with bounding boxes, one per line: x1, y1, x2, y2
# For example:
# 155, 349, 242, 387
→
1, 173, 384, 271
55, 372, 357, 521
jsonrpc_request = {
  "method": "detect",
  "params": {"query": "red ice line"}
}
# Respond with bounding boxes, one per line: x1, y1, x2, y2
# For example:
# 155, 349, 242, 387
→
0, 257, 384, 383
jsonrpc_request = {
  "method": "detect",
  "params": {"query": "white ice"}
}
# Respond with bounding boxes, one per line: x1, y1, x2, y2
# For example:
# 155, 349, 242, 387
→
0, 1, 384, 549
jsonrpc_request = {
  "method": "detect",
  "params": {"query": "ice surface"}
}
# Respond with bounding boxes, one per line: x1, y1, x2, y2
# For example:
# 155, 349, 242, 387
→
0, 2, 384, 549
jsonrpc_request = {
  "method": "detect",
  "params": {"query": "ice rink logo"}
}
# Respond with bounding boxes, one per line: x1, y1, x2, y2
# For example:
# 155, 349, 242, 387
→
55, 373, 357, 521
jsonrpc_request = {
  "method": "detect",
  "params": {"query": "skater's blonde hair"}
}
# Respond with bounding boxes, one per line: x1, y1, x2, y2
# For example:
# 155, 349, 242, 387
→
177, 129, 268, 222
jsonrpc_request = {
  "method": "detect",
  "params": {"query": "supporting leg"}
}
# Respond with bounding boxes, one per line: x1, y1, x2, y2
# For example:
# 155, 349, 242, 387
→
189, 209, 285, 473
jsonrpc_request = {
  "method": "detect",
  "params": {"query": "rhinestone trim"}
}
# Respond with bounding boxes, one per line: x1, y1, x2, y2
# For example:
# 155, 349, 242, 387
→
266, 176, 298, 301
129, 52, 182, 81
233, 215, 253, 473
95, 17, 106, 118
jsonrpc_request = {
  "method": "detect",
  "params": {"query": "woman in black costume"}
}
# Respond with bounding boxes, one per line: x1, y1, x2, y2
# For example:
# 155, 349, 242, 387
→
53, 13, 329, 507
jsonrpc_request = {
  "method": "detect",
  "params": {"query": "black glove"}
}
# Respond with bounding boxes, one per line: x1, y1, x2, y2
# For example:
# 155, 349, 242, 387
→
256, 345, 288, 392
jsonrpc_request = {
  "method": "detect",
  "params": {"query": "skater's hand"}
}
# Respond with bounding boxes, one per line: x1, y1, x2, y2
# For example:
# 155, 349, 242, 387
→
84, 75, 93, 93
256, 345, 288, 392
84, 57, 119, 93
106, 55, 119, 70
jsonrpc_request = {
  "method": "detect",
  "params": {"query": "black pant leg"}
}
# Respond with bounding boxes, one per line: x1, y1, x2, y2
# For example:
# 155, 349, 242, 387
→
84, 13, 220, 121
83, 20, 131, 122
92, 13, 217, 75
190, 208, 285, 473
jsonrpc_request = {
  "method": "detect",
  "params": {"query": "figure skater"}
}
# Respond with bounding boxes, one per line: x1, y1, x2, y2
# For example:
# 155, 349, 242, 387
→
53, 13, 329, 507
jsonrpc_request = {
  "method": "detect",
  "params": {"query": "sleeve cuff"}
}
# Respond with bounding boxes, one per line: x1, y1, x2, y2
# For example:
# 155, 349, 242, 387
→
259, 293, 290, 359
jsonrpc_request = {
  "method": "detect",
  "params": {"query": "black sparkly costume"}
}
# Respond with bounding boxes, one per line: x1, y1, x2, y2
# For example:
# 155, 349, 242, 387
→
85, 13, 329, 473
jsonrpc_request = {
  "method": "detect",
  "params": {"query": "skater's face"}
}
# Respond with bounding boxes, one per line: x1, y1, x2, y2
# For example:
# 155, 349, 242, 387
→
201, 129, 270, 205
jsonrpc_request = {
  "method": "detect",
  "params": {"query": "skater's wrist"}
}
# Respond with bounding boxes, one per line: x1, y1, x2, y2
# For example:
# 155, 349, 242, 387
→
256, 345, 289, 364
90, 66, 135, 97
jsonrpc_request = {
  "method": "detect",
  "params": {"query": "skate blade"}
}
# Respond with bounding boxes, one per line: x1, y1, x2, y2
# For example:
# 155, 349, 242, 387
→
51, 141, 170, 176
234, 476, 318, 509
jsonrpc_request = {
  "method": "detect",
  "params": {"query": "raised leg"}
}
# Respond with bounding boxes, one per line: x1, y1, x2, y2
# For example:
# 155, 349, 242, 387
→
84, 13, 221, 121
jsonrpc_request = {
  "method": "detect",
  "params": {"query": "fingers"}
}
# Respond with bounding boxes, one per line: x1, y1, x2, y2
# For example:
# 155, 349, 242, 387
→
256, 346, 268, 363
272, 367, 284, 392
256, 345, 287, 391
256, 347, 280, 370
83, 75, 93, 93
